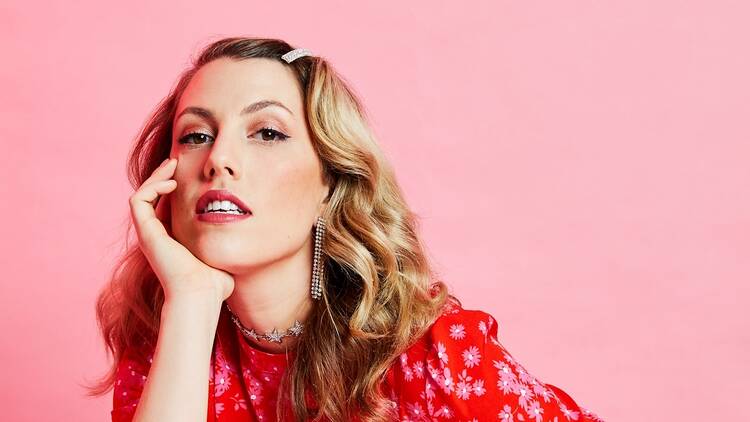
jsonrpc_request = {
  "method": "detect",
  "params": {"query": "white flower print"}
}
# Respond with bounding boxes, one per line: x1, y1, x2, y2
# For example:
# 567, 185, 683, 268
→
214, 372, 232, 397
560, 403, 581, 420
526, 399, 544, 422
438, 367, 454, 394
449, 323, 466, 340
517, 367, 536, 385
498, 377, 518, 395
494, 359, 519, 395
581, 406, 606, 422
498, 404, 515, 421
427, 360, 441, 381
462, 345, 481, 368
423, 378, 436, 400
406, 402, 425, 419
478, 320, 487, 336
416, 386, 454, 421
214, 347, 233, 397
494, 360, 516, 381
455, 369, 474, 400
229, 392, 247, 411
404, 365, 414, 382
435, 342, 449, 366
399, 352, 410, 370
412, 360, 425, 379
472, 379, 486, 396
246, 380, 263, 405
426, 399, 436, 418
532, 380, 554, 403
455, 380, 472, 400
435, 404, 453, 418
108, 300, 606, 421
456, 368, 472, 382
400, 353, 417, 382
514, 382, 535, 409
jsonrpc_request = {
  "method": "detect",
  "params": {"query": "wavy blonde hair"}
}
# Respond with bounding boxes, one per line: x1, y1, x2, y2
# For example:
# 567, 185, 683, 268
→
84, 36, 459, 421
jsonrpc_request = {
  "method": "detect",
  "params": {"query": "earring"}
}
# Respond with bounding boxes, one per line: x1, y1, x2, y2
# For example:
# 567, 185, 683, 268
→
311, 216, 326, 300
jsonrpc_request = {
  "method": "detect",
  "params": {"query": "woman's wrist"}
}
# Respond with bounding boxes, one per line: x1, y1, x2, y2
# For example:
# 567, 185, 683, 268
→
162, 289, 224, 333
164, 286, 224, 313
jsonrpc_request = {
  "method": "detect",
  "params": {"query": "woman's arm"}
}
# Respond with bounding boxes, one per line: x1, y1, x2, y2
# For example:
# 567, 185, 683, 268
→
130, 292, 221, 422
121, 156, 235, 421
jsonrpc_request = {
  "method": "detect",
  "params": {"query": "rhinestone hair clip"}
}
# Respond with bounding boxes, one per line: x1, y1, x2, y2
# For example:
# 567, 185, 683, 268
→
281, 48, 313, 63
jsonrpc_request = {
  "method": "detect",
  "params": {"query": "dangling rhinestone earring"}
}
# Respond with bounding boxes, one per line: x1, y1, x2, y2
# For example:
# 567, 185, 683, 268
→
311, 216, 326, 300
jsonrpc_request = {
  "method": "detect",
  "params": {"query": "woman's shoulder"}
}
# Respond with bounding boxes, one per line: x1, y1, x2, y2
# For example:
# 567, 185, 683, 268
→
399, 298, 500, 362
432, 297, 499, 341
390, 299, 606, 421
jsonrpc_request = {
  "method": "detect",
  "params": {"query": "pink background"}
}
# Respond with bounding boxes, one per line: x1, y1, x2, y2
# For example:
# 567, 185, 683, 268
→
1, 1, 748, 421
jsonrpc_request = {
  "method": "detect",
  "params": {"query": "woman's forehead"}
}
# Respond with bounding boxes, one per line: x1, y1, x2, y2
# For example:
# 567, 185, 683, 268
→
178, 57, 303, 116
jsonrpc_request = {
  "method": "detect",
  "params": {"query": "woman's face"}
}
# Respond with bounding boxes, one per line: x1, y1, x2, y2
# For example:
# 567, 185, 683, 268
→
168, 57, 330, 274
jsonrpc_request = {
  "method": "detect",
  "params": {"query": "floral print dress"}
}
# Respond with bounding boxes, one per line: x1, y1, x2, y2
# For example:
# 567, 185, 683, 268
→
112, 299, 605, 421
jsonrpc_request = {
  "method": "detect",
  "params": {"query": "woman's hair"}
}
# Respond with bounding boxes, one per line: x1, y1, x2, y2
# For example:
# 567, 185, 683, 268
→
84, 36, 459, 422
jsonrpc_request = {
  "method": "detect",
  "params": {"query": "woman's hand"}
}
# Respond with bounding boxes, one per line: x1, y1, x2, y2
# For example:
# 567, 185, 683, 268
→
129, 157, 235, 304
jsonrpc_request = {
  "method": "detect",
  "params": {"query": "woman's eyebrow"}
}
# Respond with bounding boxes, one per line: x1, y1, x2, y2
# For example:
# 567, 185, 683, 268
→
175, 100, 294, 123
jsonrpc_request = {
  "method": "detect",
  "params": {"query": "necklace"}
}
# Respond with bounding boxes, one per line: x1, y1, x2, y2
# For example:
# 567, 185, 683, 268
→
224, 302, 305, 344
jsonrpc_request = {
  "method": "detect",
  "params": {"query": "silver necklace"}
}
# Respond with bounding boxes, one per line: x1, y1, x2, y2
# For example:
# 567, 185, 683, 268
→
225, 302, 304, 344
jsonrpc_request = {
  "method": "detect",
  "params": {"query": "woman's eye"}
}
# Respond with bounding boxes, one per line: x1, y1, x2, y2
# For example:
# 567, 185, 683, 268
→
178, 132, 212, 145
178, 127, 289, 146
251, 127, 290, 143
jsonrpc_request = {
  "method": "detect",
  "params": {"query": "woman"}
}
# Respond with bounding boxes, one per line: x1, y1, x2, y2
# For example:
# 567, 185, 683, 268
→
86, 37, 605, 422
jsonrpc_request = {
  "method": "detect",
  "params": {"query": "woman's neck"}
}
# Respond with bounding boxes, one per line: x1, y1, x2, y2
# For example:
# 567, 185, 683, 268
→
225, 249, 315, 354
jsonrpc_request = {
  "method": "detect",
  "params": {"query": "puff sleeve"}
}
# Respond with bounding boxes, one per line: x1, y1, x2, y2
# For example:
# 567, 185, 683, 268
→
391, 305, 606, 421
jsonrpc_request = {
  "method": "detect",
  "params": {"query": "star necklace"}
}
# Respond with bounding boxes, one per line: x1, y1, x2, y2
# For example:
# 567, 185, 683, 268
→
224, 302, 305, 344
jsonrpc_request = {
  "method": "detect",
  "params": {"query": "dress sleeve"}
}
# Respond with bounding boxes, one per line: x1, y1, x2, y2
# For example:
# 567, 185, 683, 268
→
110, 344, 153, 422
393, 306, 606, 421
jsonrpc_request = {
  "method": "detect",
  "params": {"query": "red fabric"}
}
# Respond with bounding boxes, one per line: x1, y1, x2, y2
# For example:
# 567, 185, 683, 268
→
112, 299, 605, 421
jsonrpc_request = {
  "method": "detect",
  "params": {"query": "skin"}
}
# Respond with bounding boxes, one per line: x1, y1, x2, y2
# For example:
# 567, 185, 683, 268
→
166, 57, 330, 354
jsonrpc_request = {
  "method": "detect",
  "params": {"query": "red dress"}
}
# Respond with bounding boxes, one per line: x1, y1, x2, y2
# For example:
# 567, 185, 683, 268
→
112, 299, 605, 421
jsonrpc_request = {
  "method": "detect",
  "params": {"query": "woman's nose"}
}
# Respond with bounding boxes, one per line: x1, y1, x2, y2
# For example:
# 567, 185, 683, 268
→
203, 132, 242, 179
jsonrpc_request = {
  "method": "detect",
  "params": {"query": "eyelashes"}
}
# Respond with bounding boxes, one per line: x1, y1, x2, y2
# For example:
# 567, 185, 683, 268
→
178, 126, 290, 146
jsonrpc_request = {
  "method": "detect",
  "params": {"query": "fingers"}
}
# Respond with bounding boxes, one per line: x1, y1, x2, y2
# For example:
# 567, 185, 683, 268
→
154, 159, 173, 221
155, 184, 173, 236
130, 158, 178, 245
143, 157, 177, 192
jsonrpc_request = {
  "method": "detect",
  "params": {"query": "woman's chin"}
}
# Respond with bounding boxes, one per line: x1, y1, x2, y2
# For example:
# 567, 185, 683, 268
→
190, 245, 247, 270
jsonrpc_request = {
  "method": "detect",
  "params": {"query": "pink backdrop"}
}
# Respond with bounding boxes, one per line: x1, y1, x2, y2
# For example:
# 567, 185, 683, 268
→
2, 1, 748, 421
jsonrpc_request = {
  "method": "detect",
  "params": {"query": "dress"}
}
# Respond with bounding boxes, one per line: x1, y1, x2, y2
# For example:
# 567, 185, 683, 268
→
111, 298, 605, 421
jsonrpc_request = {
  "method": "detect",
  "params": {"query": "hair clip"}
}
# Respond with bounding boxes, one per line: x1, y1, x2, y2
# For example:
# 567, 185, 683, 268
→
281, 48, 313, 63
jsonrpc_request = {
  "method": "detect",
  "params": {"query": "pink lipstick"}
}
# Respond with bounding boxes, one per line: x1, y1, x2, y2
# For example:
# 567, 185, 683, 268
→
195, 189, 252, 224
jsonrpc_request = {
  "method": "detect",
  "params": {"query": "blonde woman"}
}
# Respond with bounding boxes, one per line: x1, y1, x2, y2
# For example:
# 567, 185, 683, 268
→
86, 37, 605, 422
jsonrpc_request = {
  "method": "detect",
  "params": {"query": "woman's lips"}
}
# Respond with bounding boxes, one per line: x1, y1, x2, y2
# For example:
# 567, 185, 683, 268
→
196, 210, 252, 223
195, 189, 252, 214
